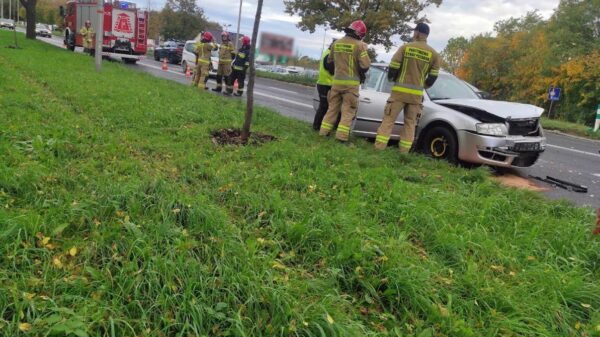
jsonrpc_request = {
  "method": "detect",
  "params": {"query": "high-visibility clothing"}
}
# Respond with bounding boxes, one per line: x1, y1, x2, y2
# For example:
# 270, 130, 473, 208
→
327, 36, 370, 89
374, 99, 422, 153
388, 37, 440, 104
232, 44, 250, 71
218, 41, 235, 64
80, 26, 94, 49
319, 86, 359, 142
195, 41, 216, 64
317, 49, 333, 86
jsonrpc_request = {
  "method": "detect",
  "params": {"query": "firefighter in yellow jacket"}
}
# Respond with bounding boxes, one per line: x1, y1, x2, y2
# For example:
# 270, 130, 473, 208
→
80, 20, 95, 56
212, 31, 235, 93
319, 20, 371, 142
193, 32, 217, 90
374, 22, 440, 153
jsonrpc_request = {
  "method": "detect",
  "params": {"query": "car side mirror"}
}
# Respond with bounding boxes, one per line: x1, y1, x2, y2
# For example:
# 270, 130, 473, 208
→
479, 91, 491, 99
59, 6, 65, 17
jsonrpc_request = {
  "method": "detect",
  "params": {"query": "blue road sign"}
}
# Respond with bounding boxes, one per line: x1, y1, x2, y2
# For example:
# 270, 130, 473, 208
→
548, 87, 561, 101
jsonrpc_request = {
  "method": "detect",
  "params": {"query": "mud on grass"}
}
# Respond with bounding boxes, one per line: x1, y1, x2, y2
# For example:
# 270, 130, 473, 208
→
210, 128, 276, 146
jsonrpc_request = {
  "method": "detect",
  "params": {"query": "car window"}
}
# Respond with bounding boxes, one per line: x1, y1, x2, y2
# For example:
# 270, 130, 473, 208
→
363, 66, 384, 91
185, 43, 195, 52
426, 74, 479, 100
211, 50, 219, 58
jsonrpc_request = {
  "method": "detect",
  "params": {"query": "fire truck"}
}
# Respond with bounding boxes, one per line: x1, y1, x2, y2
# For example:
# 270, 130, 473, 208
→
60, 0, 148, 63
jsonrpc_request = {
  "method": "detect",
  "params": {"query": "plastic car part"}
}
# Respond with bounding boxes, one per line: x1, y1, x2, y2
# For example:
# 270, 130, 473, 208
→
529, 175, 588, 193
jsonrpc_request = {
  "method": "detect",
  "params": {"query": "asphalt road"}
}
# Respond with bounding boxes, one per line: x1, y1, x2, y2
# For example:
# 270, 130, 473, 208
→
34, 34, 600, 208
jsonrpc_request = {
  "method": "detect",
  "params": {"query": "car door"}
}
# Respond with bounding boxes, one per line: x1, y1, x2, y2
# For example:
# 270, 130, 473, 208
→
353, 66, 404, 139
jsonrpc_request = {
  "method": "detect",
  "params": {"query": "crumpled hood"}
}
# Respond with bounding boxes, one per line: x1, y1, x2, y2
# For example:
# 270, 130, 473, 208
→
434, 99, 544, 119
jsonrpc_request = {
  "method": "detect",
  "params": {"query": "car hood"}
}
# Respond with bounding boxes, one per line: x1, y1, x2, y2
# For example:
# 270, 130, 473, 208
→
433, 99, 544, 120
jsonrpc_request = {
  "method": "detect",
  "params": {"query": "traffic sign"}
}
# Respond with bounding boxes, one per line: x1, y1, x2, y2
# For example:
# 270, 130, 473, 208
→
548, 87, 561, 101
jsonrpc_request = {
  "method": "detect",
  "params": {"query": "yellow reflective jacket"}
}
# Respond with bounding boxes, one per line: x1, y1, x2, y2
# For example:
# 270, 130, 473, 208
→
327, 36, 371, 89
317, 49, 333, 86
195, 41, 216, 64
389, 37, 440, 104
80, 26, 94, 49
218, 41, 235, 64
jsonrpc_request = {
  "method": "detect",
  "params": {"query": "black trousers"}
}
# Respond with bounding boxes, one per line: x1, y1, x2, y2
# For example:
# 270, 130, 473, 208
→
313, 84, 341, 130
227, 69, 246, 93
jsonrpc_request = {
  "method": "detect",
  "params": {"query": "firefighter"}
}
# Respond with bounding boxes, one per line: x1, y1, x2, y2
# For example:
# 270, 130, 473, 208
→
312, 39, 339, 131
319, 20, 371, 142
80, 20, 94, 56
225, 35, 251, 96
212, 31, 235, 93
193, 31, 217, 90
374, 22, 440, 153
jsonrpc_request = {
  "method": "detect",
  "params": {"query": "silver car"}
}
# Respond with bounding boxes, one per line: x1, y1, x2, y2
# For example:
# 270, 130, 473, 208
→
313, 64, 546, 167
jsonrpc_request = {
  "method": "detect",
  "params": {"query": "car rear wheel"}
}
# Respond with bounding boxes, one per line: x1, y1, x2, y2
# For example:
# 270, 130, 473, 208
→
421, 126, 458, 164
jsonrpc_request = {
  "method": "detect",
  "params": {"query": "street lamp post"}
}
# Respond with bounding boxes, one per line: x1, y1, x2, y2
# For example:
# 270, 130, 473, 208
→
321, 27, 328, 56
235, 0, 242, 50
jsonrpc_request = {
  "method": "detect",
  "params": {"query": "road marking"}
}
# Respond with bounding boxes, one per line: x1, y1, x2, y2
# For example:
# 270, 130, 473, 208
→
138, 61, 185, 76
546, 144, 600, 158
267, 86, 299, 95
254, 91, 313, 109
593, 173, 600, 178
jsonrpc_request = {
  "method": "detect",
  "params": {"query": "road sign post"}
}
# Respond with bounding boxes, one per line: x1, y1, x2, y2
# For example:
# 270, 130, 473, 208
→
594, 104, 600, 132
547, 86, 561, 119
95, 2, 103, 72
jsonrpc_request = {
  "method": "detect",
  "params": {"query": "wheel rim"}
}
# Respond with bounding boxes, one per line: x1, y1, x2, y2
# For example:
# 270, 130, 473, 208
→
430, 137, 447, 158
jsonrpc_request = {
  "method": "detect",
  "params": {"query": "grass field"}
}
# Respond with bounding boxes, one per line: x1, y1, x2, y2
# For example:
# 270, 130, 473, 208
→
256, 69, 317, 87
542, 117, 600, 140
1, 31, 599, 337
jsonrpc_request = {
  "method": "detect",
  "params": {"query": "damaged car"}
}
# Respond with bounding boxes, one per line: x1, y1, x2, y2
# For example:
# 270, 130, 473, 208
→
313, 64, 546, 167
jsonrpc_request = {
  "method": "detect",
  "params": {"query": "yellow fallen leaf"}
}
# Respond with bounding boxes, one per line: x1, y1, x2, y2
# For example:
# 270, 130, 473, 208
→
23, 292, 35, 300
124, 215, 130, 223
526, 256, 536, 261
326, 314, 334, 324
581, 303, 591, 308
595, 324, 600, 332
69, 247, 78, 257
116, 210, 125, 217
575, 321, 581, 330
45, 243, 57, 250
509, 271, 517, 277
18, 322, 32, 332
272, 262, 286, 270
172, 208, 181, 214
53, 258, 63, 268
41, 237, 50, 245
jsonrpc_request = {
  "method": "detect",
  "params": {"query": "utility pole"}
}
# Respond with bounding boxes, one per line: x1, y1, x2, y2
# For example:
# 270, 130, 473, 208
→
95, 0, 103, 72
320, 27, 328, 56
9, 0, 11, 20
234, 0, 242, 50
2, 0, 4, 20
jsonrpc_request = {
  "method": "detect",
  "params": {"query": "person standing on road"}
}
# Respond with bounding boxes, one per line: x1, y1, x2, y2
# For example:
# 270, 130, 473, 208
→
319, 20, 371, 143
80, 20, 94, 56
313, 39, 340, 131
213, 31, 235, 93
374, 23, 440, 153
193, 32, 217, 90
225, 36, 251, 97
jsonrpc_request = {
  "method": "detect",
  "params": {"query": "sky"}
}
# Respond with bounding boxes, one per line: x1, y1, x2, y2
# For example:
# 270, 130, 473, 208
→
143, 0, 561, 61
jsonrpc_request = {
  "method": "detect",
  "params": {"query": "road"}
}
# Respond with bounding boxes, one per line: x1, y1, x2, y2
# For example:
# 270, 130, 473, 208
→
34, 34, 600, 208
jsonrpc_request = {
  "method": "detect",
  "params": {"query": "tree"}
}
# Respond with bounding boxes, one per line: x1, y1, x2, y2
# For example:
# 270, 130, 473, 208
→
493, 10, 544, 36
19, 0, 36, 39
284, 0, 442, 51
441, 36, 469, 75
158, 0, 220, 41
241, 0, 263, 143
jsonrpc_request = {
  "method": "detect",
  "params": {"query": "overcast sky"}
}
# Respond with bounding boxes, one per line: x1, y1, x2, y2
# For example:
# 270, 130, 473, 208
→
144, 0, 560, 61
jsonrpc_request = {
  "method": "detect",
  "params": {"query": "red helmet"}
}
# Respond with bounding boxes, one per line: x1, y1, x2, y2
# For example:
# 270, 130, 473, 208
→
347, 20, 367, 39
221, 31, 230, 41
202, 31, 214, 42
241, 36, 251, 46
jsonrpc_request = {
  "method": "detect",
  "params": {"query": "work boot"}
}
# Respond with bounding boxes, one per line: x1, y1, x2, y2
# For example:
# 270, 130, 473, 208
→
233, 91, 244, 96
212, 87, 222, 92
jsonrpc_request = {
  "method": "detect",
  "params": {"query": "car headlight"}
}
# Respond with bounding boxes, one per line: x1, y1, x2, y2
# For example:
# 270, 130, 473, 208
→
476, 123, 507, 136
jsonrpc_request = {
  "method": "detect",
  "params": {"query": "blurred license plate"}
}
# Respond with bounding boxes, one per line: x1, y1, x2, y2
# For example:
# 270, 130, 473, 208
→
513, 142, 541, 151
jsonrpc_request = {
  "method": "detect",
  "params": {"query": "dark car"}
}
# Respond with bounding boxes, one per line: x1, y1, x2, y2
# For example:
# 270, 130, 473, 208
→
153, 41, 184, 64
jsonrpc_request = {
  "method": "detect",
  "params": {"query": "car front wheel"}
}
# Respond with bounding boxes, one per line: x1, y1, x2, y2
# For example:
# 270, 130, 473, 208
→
420, 126, 458, 164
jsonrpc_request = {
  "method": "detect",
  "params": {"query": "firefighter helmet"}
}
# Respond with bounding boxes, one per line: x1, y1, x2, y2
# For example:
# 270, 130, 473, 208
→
241, 36, 251, 46
221, 31, 230, 41
346, 20, 367, 39
202, 31, 214, 42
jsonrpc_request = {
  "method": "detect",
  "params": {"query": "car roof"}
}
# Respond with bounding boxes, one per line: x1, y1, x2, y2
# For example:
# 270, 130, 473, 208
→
372, 62, 449, 75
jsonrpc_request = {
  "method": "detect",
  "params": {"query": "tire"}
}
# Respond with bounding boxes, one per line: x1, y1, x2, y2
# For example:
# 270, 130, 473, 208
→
154, 52, 159, 61
123, 58, 137, 64
420, 126, 458, 164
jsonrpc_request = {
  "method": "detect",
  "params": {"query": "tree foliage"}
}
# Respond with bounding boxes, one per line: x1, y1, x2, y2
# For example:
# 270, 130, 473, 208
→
150, 0, 220, 41
454, 0, 600, 125
440, 37, 469, 75
283, 0, 442, 51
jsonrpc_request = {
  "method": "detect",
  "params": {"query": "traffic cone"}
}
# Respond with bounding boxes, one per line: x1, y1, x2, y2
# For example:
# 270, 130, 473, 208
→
185, 64, 191, 78
162, 58, 168, 71
233, 79, 238, 91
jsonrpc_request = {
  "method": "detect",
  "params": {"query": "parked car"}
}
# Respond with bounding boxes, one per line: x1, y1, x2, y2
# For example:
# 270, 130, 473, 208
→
0, 19, 16, 30
35, 24, 52, 38
313, 64, 546, 168
181, 40, 219, 78
154, 41, 184, 64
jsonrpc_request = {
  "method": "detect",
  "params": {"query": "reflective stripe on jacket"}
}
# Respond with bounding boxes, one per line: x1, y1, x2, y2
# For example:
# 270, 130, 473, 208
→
195, 41, 216, 63
219, 41, 235, 64
233, 45, 250, 71
327, 36, 370, 88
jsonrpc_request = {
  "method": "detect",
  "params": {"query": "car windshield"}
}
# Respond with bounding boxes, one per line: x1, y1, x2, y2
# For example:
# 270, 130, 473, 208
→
426, 74, 479, 100
36, 24, 48, 29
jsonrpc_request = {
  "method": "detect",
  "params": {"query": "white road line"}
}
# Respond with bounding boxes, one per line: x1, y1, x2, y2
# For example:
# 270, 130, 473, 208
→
138, 61, 185, 76
267, 86, 299, 95
546, 144, 600, 158
254, 91, 313, 109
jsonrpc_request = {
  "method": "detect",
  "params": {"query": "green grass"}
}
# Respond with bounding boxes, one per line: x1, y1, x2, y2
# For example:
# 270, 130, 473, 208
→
1, 31, 599, 337
256, 69, 317, 86
542, 117, 600, 140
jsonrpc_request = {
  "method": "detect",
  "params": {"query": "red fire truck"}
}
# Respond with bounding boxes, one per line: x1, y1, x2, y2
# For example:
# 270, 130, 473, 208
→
60, 0, 148, 63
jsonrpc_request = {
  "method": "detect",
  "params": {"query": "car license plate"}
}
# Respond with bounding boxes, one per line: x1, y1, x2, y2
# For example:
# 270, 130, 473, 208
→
512, 142, 541, 152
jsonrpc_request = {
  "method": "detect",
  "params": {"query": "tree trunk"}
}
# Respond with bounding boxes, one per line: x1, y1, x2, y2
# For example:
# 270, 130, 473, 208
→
20, 0, 36, 39
240, 0, 263, 144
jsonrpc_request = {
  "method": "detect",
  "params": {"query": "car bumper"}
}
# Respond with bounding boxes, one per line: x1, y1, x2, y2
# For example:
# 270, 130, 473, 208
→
457, 130, 546, 167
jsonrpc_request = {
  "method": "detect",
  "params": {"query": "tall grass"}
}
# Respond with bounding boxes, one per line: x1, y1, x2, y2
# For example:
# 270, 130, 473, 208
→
0, 31, 599, 336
